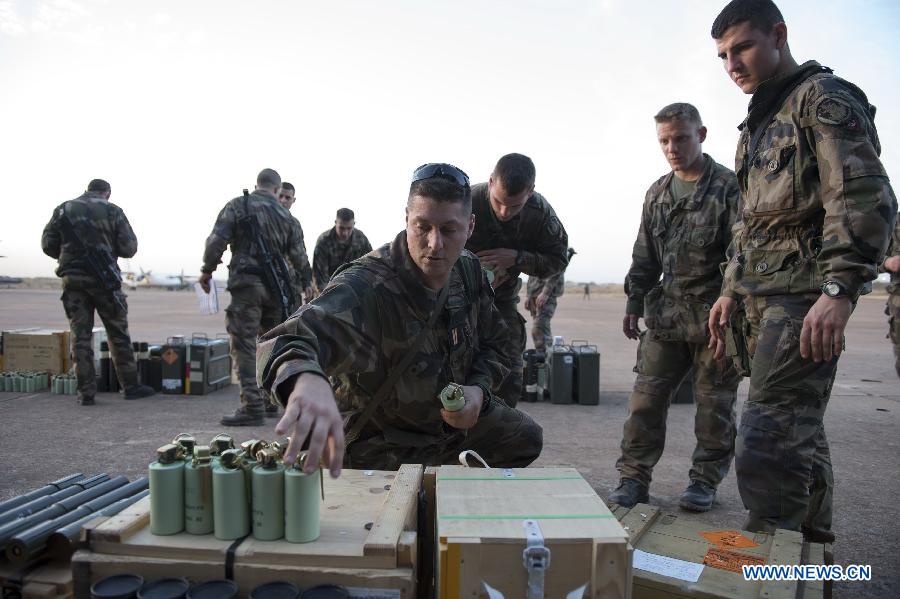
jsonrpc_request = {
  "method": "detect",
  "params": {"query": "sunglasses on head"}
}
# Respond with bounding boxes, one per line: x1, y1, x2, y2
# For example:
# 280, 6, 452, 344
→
411, 163, 470, 189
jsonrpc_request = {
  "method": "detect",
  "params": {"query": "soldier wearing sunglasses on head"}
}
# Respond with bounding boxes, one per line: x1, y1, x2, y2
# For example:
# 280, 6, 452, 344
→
256, 163, 543, 476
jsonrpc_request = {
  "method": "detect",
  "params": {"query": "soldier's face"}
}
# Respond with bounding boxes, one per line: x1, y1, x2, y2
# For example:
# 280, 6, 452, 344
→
715, 20, 787, 94
406, 195, 475, 290
656, 119, 707, 174
335, 219, 355, 241
488, 177, 531, 222
278, 188, 295, 209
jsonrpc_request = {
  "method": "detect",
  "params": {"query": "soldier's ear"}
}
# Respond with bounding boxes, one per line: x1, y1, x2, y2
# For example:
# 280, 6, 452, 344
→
467, 213, 475, 238
773, 22, 788, 50
698, 126, 708, 143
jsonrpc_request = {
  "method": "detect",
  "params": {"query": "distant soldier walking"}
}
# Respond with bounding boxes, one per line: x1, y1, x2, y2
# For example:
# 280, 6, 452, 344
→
200, 168, 310, 426
583, 283, 590, 300
525, 248, 575, 351
610, 103, 740, 512
312, 208, 372, 295
41, 179, 156, 405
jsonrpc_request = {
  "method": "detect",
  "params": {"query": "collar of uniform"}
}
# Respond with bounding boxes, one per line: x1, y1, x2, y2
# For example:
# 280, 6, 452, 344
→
740, 60, 830, 133
658, 154, 713, 209
81, 192, 107, 202
252, 188, 279, 202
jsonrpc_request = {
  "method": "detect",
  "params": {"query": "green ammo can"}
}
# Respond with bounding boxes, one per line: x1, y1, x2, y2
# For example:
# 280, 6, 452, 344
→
187, 334, 231, 396
547, 344, 575, 404
571, 341, 601, 405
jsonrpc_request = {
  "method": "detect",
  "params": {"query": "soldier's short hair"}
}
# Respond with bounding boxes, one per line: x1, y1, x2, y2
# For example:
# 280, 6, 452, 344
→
281, 182, 295, 193
336, 208, 355, 221
654, 103, 703, 126
257, 168, 282, 189
493, 153, 536, 196
711, 0, 785, 39
409, 178, 472, 210
87, 179, 111, 194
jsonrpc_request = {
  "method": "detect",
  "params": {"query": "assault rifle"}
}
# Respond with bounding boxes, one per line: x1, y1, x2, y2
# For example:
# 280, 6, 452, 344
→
57, 207, 122, 292
239, 189, 295, 322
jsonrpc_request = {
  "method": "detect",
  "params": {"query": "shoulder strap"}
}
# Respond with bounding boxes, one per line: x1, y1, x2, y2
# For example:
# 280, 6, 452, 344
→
344, 280, 452, 445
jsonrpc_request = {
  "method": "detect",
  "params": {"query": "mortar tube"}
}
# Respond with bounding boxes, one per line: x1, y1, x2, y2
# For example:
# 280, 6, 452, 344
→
46, 489, 149, 561
0, 473, 84, 515
6, 477, 149, 564
0, 474, 109, 526
0, 475, 128, 549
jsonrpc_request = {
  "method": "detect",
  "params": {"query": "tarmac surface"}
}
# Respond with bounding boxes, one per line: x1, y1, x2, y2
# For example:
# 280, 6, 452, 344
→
1, 287, 898, 598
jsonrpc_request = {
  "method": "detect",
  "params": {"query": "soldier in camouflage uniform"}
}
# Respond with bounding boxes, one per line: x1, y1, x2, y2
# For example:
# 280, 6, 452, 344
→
884, 220, 900, 378
525, 248, 575, 351
609, 104, 741, 512
277, 182, 314, 312
256, 163, 543, 474
200, 169, 312, 427
709, 0, 897, 542
312, 208, 372, 295
466, 154, 569, 407
41, 179, 156, 405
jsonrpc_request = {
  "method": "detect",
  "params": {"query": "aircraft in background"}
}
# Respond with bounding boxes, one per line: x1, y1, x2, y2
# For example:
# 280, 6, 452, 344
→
122, 266, 199, 291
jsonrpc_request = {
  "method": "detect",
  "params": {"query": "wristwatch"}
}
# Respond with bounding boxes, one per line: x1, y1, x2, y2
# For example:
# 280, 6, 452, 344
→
820, 280, 847, 298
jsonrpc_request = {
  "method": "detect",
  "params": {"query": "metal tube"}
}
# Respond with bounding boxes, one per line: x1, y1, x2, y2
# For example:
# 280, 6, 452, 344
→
0, 474, 109, 526
0, 475, 128, 549
46, 489, 149, 561
5, 478, 149, 564
0, 473, 85, 515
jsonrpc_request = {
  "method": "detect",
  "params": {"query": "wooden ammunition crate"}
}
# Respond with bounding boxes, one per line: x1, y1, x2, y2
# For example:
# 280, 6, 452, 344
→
72, 465, 423, 598
432, 466, 631, 598
0, 559, 73, 598
611, 504, 832, 599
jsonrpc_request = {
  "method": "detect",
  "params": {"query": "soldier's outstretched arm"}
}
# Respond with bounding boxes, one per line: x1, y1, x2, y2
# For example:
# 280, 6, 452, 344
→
115, 209, 138, 258
40, 207, 62, 259
276, 372, 344, 478
201, 203, 236, 276
511, 212, 569, 279
468, 269, 511, 394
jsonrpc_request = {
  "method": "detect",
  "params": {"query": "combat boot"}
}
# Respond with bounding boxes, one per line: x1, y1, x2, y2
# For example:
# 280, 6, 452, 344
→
679, 480, 716, 512
124, 384, 156, 400
221, 407, 264, 427
608, 478, 649, 507
77, 393, 95, 406
801, 525, 836, 544
265, 402, 280, 418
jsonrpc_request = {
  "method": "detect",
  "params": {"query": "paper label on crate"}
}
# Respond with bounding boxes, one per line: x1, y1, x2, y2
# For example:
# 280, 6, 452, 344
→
633, 549, 704, 583
345, 588, 402, 599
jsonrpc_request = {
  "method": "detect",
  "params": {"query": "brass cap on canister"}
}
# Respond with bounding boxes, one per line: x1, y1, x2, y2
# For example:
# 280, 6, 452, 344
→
209, 433, 234, 456
192, 445, 211, 466
219, 449, 243, 470
156, 443, 183, 464
256, 448, 281, 469
172, 433, 196, 456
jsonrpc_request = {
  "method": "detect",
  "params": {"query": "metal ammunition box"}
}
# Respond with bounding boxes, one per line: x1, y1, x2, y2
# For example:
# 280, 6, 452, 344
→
186, 335, 231, 396
547, 345, 575, 405
160, 337, 186, 395
572, 341, 601, 405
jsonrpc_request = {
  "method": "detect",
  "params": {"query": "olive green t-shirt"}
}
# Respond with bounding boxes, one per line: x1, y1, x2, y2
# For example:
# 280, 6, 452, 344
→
670, 174, 698, 202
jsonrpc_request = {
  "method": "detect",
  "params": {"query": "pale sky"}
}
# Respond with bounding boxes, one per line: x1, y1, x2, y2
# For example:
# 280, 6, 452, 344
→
1, 0, 898, 283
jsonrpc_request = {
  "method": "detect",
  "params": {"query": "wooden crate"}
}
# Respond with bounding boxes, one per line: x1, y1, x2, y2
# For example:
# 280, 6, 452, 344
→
611, 504, 832, 599
0, 559, 73, 599
72, 465, 423, 598
434, 466, 631, 598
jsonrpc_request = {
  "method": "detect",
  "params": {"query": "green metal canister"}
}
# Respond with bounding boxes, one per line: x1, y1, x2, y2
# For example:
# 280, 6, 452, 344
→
213, 449, 250, 540
149, 443, 185, 535
284, 454, 321, 543
184, 445, 214, 534
251, 448, 285, 541
438, 382, 466, 412
64, 375, 77, 395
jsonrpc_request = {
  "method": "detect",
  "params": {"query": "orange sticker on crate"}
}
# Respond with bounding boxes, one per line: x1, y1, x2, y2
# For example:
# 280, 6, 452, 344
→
700, 530, 759, 548
703, 547, 766, 573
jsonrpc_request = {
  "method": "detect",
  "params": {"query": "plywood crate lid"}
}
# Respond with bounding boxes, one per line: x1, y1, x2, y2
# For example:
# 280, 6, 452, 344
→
436, 466, 627, 543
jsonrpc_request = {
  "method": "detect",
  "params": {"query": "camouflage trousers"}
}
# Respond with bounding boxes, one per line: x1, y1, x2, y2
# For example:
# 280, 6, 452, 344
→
737, 293, 840, 538
494, 297, 526, 408
60, 285, 137, 397
528, 296, 558, 351
887, 289, 900, 377
226, 284, 282, 415
616, 331, 739, 487
344, 398, 543, 470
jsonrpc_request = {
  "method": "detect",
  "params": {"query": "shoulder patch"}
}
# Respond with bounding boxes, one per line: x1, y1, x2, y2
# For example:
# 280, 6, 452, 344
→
816, 97, 852, 126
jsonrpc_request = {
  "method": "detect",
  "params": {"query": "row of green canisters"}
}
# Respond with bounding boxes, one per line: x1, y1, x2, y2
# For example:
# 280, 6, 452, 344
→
149, 433, 322, 544
0, 371, 51, 393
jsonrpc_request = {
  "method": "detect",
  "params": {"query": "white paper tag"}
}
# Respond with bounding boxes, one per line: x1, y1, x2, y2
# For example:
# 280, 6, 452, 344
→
346, 588, 402, 599
633, 549, 704, 583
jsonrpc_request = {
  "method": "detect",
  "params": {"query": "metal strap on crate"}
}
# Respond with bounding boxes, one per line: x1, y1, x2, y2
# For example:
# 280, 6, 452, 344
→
522, 519, 550, 599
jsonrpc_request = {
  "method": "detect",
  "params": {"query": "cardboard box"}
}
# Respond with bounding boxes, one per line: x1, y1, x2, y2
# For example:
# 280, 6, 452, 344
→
611, 504, 831, 599
434, 466, 631, 598
1, 329, 71, 375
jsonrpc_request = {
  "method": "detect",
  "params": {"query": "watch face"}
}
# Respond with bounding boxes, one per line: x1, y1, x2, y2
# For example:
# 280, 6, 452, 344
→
824, 282, 841, 297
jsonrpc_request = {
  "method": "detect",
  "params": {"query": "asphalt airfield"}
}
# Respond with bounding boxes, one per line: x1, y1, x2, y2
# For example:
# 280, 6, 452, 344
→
0, 287, 897, 598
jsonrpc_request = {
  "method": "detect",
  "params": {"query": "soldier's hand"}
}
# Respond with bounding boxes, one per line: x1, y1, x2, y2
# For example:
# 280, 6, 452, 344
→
441, 385, 483, 430
708, 296, 737, 360
276, 372, 345, 478
801, 294, 852, 362
622, 314, 641, 340
885, 255, 900, 274
199, 272, 212, 294
536, 292, 549, 311
477, 248, 518, 271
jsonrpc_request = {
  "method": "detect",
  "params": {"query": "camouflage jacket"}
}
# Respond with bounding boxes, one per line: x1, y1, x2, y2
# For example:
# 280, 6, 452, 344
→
466, 183, 569, 303
202, 190, 312, 291
41, 192, 138, 285
885, 218, 900, 292
312, 227, 372, 291
526, 272, 565, 299
257, 231, 510, 447
723, 61, 897, 300
624, 155, 738, 342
